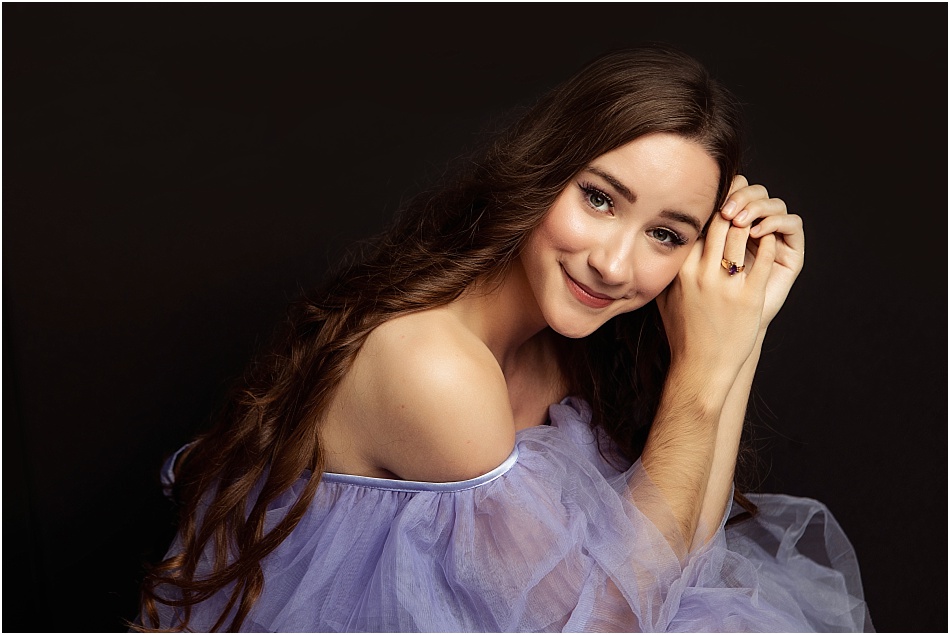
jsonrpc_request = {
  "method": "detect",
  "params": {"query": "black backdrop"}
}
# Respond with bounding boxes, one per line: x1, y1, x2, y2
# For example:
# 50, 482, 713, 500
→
3, 4, 946, 632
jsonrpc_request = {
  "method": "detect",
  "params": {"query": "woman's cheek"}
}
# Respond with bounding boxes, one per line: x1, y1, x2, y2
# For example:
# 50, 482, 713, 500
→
544, 205, 594, 254
641, 256, 686, 300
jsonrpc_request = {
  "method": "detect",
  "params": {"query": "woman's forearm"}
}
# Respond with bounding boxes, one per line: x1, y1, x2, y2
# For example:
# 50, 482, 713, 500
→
638, 356, 735, 552
693, 330, 765, 547
637, 326, 767, 553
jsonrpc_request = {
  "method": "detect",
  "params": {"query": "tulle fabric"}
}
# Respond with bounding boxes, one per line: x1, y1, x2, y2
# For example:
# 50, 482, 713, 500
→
153, 398, 871, 632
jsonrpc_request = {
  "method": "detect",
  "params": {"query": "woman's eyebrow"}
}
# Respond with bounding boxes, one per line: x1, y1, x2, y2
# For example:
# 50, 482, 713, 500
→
587, 167, 704, 233
587, 167, 636, 203
660, 210, 703, 234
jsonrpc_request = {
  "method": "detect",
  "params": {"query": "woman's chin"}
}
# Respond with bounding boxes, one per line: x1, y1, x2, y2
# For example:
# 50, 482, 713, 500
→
545, 299, 649, 339
546, 312, 604, 339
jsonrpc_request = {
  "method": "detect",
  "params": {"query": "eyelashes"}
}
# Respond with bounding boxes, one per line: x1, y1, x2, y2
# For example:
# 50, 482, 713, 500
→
649, 228, 688, 246
576, 181, 688, 248
578, 182, 614, 213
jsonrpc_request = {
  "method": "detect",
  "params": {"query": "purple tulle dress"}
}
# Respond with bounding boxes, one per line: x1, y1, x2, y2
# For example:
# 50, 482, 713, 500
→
154, 398, 872, 632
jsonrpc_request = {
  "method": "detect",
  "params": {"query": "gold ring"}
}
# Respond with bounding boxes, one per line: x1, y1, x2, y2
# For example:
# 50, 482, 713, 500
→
721, 258, 745, 276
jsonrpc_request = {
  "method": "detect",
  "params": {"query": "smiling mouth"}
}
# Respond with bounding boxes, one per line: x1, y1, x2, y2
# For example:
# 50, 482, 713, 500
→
562, 268, 616, 309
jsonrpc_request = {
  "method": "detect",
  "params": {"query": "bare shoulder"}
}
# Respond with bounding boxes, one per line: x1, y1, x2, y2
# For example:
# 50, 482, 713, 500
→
338, 310, 516, 482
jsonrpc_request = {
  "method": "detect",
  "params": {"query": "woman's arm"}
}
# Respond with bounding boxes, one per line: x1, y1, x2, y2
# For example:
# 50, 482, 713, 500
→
642, 213, 774, 552
643, 176, 804, 552
693, 328, 764, 544
695, 181, 805, 545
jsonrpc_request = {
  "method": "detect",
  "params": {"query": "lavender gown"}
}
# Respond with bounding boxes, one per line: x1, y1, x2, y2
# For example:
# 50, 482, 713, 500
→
154, 398, 872, 632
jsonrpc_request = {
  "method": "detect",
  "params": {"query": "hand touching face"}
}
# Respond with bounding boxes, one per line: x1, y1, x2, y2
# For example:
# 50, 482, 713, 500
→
655, 174, 804, 376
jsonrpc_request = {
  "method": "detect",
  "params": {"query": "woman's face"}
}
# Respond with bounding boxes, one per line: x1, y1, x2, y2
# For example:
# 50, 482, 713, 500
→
520, 132, 720, 338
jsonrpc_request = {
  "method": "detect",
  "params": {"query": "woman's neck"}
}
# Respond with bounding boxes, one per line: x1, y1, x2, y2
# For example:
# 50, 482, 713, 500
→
447, 257, 549, 375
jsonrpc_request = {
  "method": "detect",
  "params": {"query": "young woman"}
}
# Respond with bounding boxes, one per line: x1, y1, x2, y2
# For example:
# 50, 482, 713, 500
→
139, 46, 871, 631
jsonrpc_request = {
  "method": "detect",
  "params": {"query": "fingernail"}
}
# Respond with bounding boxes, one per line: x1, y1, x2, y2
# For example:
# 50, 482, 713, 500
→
735, 211, 748, 224
722, 201, 737, 217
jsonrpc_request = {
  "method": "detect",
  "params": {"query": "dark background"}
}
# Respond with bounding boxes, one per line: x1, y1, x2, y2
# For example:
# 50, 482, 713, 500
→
3, 4, 946, 632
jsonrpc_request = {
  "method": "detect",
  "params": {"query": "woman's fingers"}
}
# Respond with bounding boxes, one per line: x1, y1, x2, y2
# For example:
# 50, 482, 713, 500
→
720, 181, 766, 222
750, 213, 804, 256
721, 174, 749, 211
705, 211, 755, 277
746, 233, 776, 287
712, 175, 804, 331
747, 214, 804, 279
720, 175, 788, 229
701, 208, 732, 269
729, 197, 787, 228
722, 224, 751, 273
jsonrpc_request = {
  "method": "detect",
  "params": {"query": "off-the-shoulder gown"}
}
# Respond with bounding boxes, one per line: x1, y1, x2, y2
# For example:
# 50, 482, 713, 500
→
151, 398, 872, 632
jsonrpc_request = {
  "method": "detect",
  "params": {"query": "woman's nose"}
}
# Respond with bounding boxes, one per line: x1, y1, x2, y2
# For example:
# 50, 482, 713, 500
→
586, 232, 636, 287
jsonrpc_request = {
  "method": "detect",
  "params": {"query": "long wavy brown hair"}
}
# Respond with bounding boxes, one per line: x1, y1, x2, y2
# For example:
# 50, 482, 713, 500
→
138, 45, 747, 632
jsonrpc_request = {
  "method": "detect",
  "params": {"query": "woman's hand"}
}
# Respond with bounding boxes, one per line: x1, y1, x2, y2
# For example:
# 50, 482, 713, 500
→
719, 176, 805, 330
656, 196, 776, 383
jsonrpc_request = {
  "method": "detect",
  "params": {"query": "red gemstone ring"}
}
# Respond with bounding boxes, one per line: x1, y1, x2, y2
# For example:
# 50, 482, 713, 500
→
721, 258, 745, 276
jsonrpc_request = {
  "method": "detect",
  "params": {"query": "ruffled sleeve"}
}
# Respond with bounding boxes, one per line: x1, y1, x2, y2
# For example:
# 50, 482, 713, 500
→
156, 397, 871, 632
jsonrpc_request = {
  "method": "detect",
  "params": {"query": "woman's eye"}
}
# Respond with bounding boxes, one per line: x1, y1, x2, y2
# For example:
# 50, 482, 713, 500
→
589, 191, 609, 209
580, 185, 613, 213
650, 228, 686, 246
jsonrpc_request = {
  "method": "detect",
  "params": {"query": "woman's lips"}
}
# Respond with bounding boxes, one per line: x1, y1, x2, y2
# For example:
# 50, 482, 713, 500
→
562, 268, 615, 309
